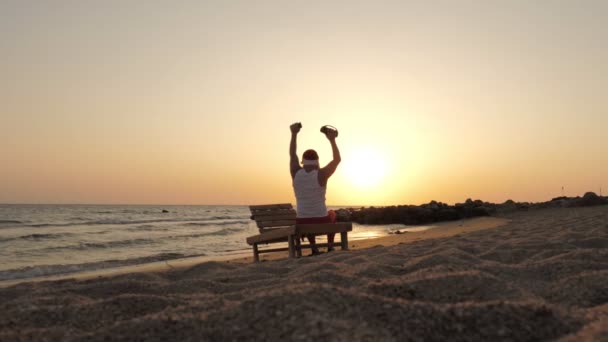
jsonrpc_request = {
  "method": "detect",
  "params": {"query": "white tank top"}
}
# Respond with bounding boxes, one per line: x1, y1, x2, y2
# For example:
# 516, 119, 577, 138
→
293, 169, 327, 218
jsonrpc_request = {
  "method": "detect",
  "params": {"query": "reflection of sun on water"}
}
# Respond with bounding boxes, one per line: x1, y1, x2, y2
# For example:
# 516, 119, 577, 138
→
343, 146, 388, 189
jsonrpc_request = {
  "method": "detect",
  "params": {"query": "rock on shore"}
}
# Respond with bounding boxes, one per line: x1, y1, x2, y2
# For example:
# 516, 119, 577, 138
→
336, 192, 608, 225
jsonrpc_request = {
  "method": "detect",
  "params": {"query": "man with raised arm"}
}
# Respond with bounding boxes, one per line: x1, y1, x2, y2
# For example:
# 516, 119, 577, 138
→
289, 122, 341, 255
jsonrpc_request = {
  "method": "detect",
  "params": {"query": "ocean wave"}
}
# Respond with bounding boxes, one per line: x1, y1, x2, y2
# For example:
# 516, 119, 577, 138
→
0, 220, 23, 226
124, 220, 249, 232
36, 226, 246, 251
173, 227, 245, 239
0, 233, 72, 243
42, 238, 156, 252
26, 217, 250, 228
125, 224, 169, 232
70, 217, 90, 221
184, 220, 250, 227
0, 252, 205, 281
210, 215, 247, 220
28, 223, 67, 228
88, 230, 112, 235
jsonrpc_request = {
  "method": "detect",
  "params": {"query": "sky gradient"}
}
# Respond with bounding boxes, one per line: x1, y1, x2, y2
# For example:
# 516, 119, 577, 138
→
1, 1, 607, 205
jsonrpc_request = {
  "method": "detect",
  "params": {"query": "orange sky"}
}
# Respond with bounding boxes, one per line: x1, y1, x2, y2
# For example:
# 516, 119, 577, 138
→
1, 1, 607, 205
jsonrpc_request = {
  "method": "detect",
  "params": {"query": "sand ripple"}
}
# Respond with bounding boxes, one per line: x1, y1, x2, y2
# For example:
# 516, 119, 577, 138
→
1, 206, 607, 341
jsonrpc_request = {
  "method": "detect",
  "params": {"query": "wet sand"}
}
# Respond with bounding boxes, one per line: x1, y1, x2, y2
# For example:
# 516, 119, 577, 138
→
1, 207, 607, 341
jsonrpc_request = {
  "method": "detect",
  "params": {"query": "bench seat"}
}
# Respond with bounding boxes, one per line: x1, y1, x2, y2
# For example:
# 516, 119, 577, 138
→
245, 204, 352, 262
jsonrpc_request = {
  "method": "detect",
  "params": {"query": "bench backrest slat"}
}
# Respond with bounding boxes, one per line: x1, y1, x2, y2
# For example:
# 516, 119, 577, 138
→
250, 203, 293, 211
249, 204, 296, 232
252, 209, 296, 218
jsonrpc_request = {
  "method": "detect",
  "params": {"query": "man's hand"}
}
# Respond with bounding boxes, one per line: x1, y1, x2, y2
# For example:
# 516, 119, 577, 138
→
325, 129, 338, 140
290, 122, 301, 134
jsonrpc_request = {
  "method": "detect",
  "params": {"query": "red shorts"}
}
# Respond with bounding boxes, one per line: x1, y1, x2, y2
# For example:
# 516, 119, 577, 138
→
295, 210, 337, 224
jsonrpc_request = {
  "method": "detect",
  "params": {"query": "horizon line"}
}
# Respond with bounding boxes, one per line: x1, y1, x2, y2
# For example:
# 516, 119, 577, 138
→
1, 192, 603, 208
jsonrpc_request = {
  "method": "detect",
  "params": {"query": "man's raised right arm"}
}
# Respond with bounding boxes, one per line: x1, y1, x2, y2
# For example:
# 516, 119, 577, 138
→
289, 123, 301, 178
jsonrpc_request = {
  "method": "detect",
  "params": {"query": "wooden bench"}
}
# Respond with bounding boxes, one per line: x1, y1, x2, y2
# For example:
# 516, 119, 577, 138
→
245, 203, 352, 262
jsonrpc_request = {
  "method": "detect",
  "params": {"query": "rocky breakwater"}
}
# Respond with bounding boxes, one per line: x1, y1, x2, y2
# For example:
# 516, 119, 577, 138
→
336, 192, 608, 225
336, 199, 496, 225
525, 192, 608, 210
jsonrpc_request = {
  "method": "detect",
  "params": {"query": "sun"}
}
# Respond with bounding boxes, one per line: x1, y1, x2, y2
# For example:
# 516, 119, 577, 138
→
342, 146, 387, 188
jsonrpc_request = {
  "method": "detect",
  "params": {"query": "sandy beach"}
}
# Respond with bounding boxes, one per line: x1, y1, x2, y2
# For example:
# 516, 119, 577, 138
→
1, 206, 607, 341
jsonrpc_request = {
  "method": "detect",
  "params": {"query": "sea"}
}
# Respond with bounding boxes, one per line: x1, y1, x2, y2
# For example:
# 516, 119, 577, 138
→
0, 204, 420, 282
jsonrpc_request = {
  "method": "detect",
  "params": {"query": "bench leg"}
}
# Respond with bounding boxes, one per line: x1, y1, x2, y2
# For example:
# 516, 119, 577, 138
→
340, 232, 349, 251
295, 235, 302, 258
253, 243, 260, 262
288, 235, 295, 258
